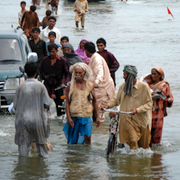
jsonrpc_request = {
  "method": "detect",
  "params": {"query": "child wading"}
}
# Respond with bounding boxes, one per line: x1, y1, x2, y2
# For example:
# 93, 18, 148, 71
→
18, 1, 27, 25
73, 0, 89, 29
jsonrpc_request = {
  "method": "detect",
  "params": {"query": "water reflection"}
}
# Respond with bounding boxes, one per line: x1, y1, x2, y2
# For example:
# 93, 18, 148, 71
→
12, 156, 49, 179
105, 151, 170, 179
62, 145, 96, 180
107, 155, 151, 179
150, 153, 169, 180
60, 145, 109, 179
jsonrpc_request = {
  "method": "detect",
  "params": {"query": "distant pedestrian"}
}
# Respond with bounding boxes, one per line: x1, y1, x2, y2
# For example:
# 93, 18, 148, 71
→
18, 1, 27, 25
40, 10, 52, 29
21, 5, 39, 39
46, 0, 51, 8
73, 0, 89, 29
51, 0, 60, 15
32, 0, 41, 6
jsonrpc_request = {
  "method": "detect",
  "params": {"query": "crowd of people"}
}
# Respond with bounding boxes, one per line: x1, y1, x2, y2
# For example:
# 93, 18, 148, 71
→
13, 1, 174, 157
18, 0, 89, 31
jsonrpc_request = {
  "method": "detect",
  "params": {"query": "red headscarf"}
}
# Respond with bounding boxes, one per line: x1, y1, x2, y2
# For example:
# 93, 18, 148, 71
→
152, 66, 164, 80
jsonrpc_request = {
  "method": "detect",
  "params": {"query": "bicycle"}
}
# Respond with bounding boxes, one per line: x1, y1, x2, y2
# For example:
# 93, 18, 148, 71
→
103, 108, 132, 157
54, 85, 67, 122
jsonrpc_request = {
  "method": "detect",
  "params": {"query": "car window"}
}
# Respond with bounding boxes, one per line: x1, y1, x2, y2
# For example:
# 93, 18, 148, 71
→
0, 38, 23, 63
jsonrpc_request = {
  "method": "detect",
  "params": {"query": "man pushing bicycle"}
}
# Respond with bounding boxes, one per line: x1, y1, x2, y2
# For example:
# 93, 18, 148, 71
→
102, 65, 153, 149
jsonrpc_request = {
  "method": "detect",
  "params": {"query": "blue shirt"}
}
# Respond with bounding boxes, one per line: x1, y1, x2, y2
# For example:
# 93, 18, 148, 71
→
46, 42, 61, 56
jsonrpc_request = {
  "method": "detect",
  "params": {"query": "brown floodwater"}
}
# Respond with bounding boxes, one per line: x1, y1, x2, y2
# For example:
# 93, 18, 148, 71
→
0, 0, 180, 179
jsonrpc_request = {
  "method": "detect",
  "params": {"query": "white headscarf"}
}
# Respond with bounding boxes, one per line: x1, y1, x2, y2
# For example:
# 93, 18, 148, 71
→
69, 62, 92, 99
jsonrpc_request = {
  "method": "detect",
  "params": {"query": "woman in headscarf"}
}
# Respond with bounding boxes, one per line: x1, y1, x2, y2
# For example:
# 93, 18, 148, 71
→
75, 38, 90, 64
63, 43, 83, 67
148, 67, 173, 146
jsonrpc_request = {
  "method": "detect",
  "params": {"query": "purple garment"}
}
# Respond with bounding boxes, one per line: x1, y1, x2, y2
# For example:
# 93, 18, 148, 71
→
97, 50, 120, 86
75, 38, 90, 65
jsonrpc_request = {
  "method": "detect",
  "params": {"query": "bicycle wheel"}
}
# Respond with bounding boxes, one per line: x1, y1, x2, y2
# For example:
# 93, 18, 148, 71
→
112, 135, 117, 154
106, 134, 116, 157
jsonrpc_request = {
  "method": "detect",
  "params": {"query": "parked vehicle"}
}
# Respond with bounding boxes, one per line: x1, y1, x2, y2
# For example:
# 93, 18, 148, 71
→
0, 28, 37, 109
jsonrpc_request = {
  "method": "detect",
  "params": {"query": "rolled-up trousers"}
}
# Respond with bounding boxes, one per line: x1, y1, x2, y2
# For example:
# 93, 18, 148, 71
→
75, 13, 85, 27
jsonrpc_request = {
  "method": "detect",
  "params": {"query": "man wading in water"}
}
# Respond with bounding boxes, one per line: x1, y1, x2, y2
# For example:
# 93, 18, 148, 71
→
102, 65, 152, 149
40, 43, 70, 117
63, 62, 100, 145
13, 62, 52, 157
84, 42, 115, 122
21, 5, 39, 39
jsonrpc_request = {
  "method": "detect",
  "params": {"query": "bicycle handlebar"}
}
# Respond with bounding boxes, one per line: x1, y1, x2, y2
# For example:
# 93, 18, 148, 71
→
103, 108, 132, 114
54, 85, 67, 91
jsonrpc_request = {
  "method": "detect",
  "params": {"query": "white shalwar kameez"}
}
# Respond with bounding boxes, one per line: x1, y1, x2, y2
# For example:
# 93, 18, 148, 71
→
13, 79, 52, 157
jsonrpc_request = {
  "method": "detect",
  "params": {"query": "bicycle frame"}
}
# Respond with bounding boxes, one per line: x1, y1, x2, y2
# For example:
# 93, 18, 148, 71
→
103, 108, 132, 115
103, 108, 132, 157
109, 114, 119, 135
55, 85, 67, 122
106, 113, 119, 157
58, 95, 66, 112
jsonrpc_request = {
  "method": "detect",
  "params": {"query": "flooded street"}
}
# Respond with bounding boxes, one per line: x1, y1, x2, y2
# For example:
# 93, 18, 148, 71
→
0, 0, 180, 179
